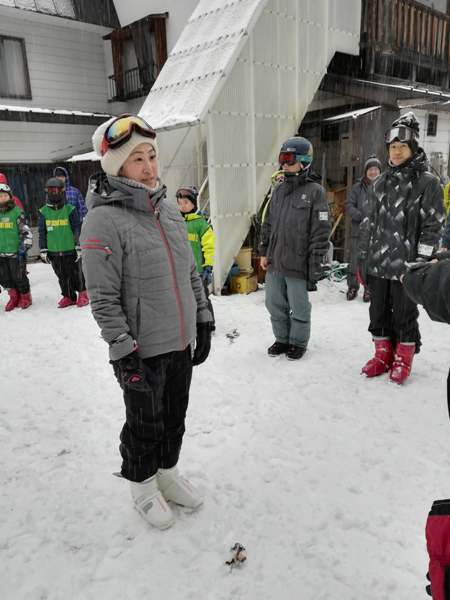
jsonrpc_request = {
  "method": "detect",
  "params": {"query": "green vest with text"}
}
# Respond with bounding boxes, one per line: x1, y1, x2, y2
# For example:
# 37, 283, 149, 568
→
0, 205, 21, 253
40, 204, 75, 252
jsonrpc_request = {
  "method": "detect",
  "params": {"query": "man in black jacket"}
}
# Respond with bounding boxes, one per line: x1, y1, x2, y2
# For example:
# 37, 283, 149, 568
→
346, 155, 381, 302
359, 112, 444, 384
259, 136, 331, 360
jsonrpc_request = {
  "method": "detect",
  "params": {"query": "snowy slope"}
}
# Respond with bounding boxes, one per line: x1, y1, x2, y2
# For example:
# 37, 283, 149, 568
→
2, 263, 450, 600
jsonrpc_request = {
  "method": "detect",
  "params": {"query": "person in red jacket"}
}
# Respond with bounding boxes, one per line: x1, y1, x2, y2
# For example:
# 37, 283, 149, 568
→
0, 173, 24, 210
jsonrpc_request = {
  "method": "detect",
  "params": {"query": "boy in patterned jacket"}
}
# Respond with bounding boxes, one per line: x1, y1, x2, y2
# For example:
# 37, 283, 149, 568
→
177, 186, 215, 329
0, 183, 32, 311
39, 177, 88, 308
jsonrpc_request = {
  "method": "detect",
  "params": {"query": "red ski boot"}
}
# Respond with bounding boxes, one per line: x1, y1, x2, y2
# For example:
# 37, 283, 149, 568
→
5, 288, 19, 311
76, 290, 89, 307
361, 338, 394, 377
389, 343, 415, 385
58, 296, 76, 308
18, 292, 32, 309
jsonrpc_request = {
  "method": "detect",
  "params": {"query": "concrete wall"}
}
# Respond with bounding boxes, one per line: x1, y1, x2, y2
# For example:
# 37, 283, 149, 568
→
112, 0, 198, 52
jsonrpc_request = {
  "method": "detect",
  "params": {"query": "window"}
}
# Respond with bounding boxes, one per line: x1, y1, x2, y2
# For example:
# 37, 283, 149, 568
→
427, 113, 438, 136
0, 36, 31, 99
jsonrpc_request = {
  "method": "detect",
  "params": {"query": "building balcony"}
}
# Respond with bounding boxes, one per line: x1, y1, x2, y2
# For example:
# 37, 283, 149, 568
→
361, 0, 450, 85
108, 66, 155, 102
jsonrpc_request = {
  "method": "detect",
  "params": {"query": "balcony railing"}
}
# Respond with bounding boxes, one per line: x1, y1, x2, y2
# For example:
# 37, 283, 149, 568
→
108, 66, 155, 102
361, 0, 450, 67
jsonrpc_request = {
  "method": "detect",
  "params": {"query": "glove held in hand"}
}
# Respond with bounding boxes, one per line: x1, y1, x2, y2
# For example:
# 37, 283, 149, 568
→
111, 350, 151, 392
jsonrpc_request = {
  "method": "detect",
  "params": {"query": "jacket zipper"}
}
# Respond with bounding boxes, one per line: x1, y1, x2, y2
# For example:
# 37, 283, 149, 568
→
149, 198, 188, 349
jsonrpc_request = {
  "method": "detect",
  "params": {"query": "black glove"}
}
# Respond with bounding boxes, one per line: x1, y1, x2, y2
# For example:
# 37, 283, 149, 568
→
307, 281, 317, 292
111, 351, 151, 392
192, 322, 212, 366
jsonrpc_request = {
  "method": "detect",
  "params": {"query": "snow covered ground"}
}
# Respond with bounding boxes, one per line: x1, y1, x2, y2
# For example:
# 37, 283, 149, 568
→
2, 262, 450, 600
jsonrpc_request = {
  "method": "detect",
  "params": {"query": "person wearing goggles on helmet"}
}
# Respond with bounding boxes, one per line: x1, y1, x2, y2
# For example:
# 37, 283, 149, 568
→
358, 111, 445, 384
81, 114, 212, 530
259, 136, 331, 361
0, 182, 32, 311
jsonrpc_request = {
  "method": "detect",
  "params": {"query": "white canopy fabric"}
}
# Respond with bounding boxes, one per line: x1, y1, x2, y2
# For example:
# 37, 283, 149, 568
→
139, 0, 267, 130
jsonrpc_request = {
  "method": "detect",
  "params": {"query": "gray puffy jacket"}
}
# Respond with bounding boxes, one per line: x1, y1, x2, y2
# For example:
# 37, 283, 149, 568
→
81, 174, 211, 361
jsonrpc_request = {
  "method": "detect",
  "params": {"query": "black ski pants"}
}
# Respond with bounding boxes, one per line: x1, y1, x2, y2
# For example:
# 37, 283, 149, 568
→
368, 275, 421, 349
119, 347, 193, 482
0, 255, 30, 293
49, 252, 84, 300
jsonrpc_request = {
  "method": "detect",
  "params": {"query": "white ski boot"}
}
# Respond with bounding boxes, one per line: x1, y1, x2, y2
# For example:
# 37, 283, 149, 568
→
130, 475, 175, 529
157, 466, 203, 509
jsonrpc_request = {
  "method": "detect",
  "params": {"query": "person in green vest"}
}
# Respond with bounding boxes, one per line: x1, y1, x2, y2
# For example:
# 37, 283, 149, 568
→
39, 177, 88, 308
176, 185, 215, 329
0, 182, 32, 311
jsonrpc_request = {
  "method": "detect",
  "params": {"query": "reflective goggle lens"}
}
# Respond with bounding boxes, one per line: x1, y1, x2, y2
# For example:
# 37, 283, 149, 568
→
0, 183, 11, 193
385, 126, 414, 144
101, 115, 156, 155
279, 152, 312, 166
279, 152, 297, 165
46, 187, 62, 194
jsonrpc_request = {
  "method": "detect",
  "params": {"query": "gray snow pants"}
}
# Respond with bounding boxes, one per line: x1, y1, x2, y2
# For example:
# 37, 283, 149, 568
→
265, 271, 311, 348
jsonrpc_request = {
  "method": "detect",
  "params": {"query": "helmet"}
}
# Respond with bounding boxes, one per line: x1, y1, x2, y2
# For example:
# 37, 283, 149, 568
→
176, 186, 198, 208
385, 111, 419, 150
0, 183, 12, 196
45, 177, 65, 208
279, 137, 313, 168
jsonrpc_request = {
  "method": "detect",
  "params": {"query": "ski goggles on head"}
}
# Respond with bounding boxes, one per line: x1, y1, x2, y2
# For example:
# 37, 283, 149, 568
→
0, 183, 11, 194
384, 126, 415, 145
100, 114, 156, 156
278, 151, 312, 166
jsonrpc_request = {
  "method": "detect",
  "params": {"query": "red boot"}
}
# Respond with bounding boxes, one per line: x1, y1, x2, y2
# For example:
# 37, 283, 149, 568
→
76, 290, 89, 307
58, 296, 76, 308
18, 292, 32, 309
5, 288, 20, 311
361, 337, 394, 377
390, 343, 415, 385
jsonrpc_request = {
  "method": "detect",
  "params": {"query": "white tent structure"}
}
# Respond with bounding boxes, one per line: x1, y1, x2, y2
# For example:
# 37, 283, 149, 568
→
140, 0, 362, 291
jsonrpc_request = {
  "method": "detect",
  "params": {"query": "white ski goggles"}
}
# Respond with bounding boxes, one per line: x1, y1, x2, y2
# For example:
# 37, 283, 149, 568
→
385, 126, 416, 144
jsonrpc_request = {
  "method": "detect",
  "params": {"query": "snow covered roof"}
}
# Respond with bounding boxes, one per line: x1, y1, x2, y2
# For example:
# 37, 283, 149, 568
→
323, 105, 381, 122
139, 0, 268, 130
0, 103, 110, 118
67, 150, 100, 162
0, 0, 75, 18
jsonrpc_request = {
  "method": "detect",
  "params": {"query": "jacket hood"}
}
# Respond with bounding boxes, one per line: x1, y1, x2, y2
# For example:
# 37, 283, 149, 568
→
388, 147, 428, 177
53, 166, 70, 185
0, 173, 9, 185
86, 171, 166, 213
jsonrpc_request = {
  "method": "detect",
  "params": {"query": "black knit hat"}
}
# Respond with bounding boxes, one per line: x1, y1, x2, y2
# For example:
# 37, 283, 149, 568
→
364, 155, 382, 175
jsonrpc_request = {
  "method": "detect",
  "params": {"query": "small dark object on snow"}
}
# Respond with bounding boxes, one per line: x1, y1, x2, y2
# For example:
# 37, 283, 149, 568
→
226, 329, 240, 343
225, 543, 247, 569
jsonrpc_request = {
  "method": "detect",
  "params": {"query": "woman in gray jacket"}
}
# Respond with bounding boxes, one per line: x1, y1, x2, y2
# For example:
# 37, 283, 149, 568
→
81, 115, 212, 530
